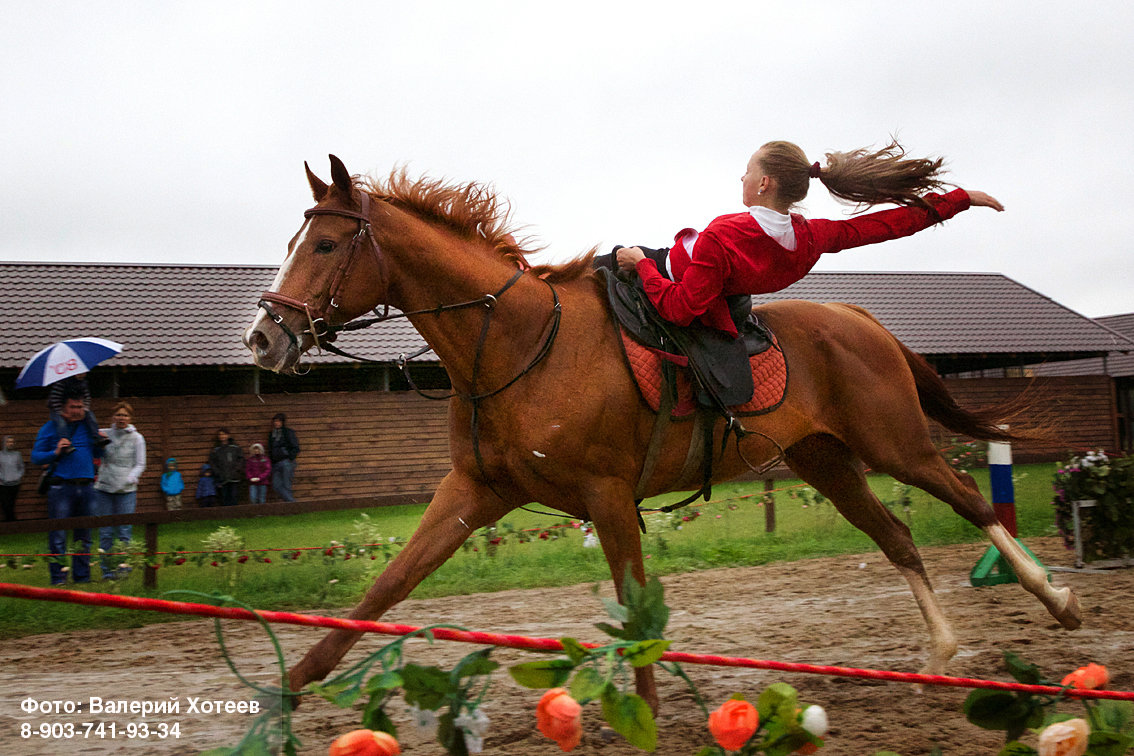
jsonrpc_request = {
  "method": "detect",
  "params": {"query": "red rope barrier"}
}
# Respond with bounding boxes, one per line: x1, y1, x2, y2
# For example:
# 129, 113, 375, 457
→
2, 582, 1130, 701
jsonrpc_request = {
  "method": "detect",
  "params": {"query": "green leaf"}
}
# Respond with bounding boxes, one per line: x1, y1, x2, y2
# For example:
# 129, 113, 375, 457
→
363, 670, 404, 694
623, 639, 673, 668
594, 621, 628, 640
401, 664, 455, 709
756, 682, 799, 723
437, 711, 470, 756
963, 689, 1039, 737
601, 687, 657, 752
560, 637, 591, 665
1003, 652, 1044, 685
307, 678, 362, 708
361, 696, 397, 736
1096, 700, 1134, 735
508, 658, 576, 689
620, 571, 670, 640
569, 667, 609, 703
996, 742, 1038, 756
601, 596, 630, 624
453, 648, 499, 679
1088, 731, 1134, 756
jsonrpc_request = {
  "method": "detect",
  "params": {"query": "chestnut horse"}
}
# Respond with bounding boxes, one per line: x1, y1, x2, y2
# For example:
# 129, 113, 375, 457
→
243, 155, 1080, 708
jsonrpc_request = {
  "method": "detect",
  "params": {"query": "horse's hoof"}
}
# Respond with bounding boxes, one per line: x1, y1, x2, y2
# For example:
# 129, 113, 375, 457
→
1054, 587, 1082, 630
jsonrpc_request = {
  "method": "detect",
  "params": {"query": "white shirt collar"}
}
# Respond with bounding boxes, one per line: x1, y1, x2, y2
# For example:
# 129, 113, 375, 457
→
748, 206, 796, 250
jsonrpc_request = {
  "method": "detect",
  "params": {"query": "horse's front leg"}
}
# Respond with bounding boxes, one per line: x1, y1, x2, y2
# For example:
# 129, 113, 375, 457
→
584, 477, 660, 713
287, 472, 507, 693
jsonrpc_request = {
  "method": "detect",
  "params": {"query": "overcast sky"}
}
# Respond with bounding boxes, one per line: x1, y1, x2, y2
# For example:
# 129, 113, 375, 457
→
2, 2, 1131, 318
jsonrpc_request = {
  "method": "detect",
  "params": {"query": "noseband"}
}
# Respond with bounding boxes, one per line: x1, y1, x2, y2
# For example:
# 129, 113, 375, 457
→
257, 191, 387, 355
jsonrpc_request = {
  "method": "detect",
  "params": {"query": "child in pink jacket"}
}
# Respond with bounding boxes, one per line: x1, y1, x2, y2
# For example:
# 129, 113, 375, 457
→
245, 443, 272, 504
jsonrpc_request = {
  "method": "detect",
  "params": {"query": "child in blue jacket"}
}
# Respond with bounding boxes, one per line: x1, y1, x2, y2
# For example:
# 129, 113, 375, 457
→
160, 458, 184, 510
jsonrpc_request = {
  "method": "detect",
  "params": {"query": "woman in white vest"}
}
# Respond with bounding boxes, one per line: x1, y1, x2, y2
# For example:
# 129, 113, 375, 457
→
93, 402, 146, 580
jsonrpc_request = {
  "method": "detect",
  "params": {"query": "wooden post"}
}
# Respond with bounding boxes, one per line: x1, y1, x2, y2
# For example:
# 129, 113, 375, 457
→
763, 478, 775, 533
144, 522, 159, 589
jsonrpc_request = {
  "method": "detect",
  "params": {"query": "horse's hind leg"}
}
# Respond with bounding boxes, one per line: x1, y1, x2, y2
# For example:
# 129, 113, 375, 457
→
784, 434, 958, 674
885, 452, 1081, 630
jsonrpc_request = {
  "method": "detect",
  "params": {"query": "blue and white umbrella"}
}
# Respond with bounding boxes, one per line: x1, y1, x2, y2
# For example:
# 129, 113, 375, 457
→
15, 338, 124, 389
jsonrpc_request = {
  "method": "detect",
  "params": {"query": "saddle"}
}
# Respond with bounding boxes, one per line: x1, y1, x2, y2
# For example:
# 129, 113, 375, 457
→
600, 268, 788, 522
601, 267, 777, 412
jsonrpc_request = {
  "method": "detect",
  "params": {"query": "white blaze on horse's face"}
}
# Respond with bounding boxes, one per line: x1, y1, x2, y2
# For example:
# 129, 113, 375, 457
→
242, 219, 313, 373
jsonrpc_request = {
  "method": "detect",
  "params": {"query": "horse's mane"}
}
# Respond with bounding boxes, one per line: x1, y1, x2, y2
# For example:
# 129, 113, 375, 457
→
361, 169, 596, 284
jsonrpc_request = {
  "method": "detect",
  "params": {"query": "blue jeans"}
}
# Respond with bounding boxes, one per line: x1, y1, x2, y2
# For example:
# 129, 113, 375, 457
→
248, 484, 266, 504
46, 482, 93, 585
271, 459, 296, 502
94, 490, 136, 578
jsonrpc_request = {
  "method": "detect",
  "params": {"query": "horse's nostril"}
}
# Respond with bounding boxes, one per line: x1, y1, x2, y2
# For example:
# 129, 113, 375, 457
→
247, 329, 270, 353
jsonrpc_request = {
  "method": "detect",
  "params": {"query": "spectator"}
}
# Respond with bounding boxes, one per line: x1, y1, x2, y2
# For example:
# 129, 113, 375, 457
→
31, 386, 104, 585
47, 373, 108, 447
268, 413, 300, 502
161, 458, 184, 510
195, 463, 218, 507
92, 402, 146, 580
208, 428, 244, 507
0, 435, 25, 521
245, 443, 271, 504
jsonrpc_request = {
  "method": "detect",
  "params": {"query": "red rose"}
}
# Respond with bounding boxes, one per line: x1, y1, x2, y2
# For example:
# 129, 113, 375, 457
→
708, 699, 759, 752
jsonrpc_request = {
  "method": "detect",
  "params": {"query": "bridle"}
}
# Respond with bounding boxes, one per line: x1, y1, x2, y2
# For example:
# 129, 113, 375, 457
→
257, 191, 388, 357
255, 189, 563, 502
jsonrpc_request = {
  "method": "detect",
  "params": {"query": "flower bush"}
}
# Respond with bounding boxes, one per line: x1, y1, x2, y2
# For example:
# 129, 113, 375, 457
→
962, 653, 1133, 755
1052, 451, 1134, 561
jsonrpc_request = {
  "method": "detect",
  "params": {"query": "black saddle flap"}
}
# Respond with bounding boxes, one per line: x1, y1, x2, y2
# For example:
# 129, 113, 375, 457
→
602, 269, 770, 408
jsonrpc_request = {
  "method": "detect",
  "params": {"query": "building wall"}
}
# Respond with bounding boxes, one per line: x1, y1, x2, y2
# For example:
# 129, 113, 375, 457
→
941, 375, 1118, 461
0, 375, 1118, 521
1, 391, 452, 520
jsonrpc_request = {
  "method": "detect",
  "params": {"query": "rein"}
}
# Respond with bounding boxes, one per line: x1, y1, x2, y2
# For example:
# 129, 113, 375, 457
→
256, 191, 563, 503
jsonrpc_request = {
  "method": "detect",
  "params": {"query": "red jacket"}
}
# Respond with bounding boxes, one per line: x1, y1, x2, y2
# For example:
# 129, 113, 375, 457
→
636, 189, 972, 336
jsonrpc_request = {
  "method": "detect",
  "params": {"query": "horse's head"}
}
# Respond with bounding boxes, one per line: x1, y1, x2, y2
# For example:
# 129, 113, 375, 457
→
244, 155, 388, 373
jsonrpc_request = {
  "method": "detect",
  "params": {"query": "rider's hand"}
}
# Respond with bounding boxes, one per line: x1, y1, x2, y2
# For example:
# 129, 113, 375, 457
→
616, 246, 647, 272
966, 190, 1004, 212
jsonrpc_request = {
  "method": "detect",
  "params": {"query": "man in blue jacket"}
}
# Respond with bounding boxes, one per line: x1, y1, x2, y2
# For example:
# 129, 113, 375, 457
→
31, 385, 104, 585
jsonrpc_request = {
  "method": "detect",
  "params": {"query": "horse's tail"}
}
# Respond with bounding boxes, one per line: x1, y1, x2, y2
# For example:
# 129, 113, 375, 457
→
896, 339, 1032, 443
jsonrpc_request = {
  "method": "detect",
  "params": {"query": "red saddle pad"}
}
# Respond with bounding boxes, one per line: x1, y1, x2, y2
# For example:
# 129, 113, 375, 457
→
620, 327, 787, 418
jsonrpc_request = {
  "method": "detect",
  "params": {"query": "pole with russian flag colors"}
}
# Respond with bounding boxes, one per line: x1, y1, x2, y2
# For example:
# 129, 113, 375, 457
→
988, 435, 1017, 537
970, 427, 1049, 586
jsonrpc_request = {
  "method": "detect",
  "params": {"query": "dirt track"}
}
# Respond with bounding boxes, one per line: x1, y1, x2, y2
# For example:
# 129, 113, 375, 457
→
2, 537, 1131, 755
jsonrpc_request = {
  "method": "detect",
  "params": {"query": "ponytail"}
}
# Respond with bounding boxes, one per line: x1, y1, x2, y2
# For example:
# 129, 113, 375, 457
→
759, 139, 948, 210
819, 140, 947, 208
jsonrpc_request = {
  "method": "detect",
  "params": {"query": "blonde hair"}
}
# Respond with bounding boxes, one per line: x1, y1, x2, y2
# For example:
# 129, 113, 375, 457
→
759, 139, 948, 210
112, 401, 134, 418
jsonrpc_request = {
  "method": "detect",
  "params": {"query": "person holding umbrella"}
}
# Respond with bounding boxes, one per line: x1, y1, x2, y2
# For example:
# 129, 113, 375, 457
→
30, 384, 104, 585
16, 338, 123, 449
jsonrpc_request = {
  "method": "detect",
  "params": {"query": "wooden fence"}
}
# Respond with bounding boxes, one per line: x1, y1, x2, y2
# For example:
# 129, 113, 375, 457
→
0, 375, 1120, 521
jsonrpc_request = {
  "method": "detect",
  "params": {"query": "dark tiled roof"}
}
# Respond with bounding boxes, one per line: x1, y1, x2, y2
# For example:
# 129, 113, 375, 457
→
0, 262, 425, 369
756, 272, 1134, 357
1031, 313, 1134, 377
1, 264, 1130, 372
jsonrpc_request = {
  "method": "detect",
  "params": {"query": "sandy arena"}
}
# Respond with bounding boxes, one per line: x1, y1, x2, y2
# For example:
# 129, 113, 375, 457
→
2, 536, 1131, 755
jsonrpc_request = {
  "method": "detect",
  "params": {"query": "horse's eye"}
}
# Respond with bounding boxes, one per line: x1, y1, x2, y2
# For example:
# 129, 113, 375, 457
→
315, 240, 335, 254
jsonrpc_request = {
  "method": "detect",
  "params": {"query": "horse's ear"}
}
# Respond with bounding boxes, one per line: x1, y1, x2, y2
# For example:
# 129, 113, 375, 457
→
328, 154, 353, 194
305, 161, 329, 201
